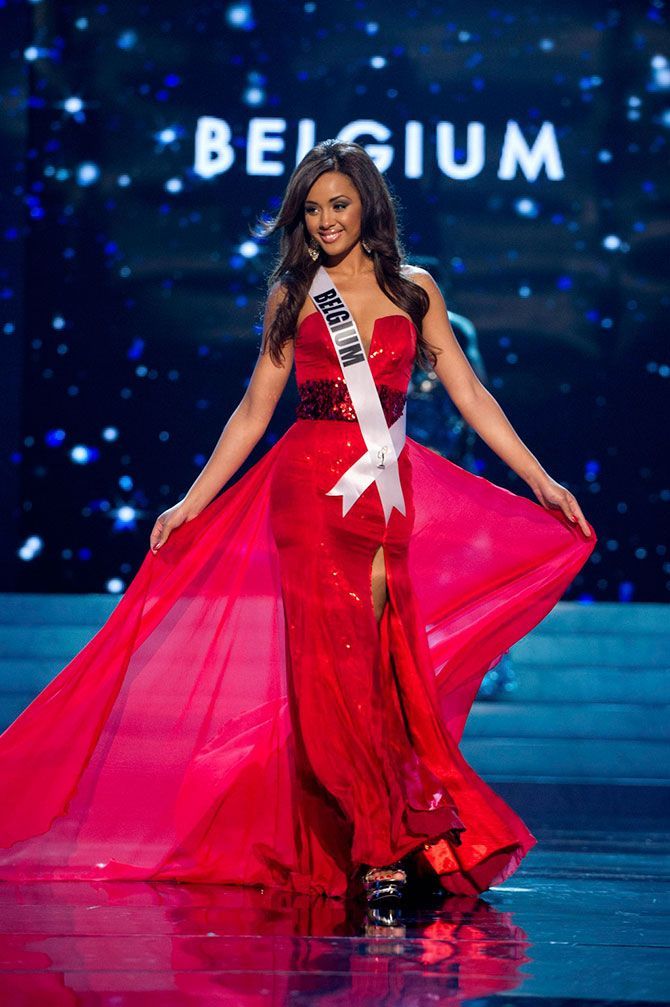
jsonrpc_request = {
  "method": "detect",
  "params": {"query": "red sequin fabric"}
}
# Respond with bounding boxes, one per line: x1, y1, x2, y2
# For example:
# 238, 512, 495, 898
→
296, 376, 406, 424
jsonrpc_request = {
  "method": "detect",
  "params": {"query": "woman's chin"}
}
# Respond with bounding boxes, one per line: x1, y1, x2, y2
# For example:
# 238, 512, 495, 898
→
319, 238, 360, 259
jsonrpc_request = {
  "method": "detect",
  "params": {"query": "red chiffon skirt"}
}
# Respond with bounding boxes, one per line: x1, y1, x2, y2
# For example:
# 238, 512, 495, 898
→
0, 422, 596, 897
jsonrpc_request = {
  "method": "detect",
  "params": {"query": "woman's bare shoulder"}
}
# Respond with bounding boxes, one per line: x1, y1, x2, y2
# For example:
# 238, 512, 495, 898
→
398, 261, 437, 285
400, 263, 438, 292
266, 279, 289, 308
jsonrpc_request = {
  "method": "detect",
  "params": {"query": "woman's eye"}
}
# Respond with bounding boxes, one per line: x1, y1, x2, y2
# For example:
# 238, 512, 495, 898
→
304, 203, 348, 213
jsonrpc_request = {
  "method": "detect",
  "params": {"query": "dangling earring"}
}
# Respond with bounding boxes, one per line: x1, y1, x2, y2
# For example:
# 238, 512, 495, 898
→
307, 238, 320, 262
361, 239, 372, 255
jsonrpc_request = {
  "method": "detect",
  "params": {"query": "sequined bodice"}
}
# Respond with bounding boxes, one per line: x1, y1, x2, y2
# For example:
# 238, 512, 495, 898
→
294, 311, 417, 424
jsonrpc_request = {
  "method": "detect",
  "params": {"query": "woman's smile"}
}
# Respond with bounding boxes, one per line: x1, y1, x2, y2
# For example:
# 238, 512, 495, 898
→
319, 229, 344, 244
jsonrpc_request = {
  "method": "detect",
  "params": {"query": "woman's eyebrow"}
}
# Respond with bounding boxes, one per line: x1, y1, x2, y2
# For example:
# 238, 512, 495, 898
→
304, 194, 350, 205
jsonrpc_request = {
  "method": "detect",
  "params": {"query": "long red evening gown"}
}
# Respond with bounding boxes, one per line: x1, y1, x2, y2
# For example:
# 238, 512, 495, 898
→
0, 309, 596, 898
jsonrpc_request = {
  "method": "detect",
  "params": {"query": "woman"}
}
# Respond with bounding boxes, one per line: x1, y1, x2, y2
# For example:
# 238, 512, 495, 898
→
0, 140, 595, 913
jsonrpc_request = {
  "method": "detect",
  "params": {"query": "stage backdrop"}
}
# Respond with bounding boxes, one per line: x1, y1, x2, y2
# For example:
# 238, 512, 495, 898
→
2, 1, 668, 601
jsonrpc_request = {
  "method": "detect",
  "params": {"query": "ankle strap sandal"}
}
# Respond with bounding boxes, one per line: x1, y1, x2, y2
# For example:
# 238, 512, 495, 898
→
362, 862, 407, 905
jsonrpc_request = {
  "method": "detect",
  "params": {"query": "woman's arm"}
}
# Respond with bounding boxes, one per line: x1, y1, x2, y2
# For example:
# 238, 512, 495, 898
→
149, 283, 294, 552
409, 267, 592, 538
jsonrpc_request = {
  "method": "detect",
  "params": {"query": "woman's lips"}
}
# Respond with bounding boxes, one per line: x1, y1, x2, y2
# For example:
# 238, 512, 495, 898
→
319, 230, 343, 244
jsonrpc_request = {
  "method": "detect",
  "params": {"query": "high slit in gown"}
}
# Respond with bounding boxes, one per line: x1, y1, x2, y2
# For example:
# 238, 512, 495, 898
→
0, 308, 596, 897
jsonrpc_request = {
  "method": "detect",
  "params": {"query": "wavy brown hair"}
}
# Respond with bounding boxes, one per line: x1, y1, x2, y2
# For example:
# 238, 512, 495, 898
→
253, 139, 438, 369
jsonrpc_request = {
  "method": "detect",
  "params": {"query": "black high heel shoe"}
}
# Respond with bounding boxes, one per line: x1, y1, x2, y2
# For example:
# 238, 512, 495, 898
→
364, 905, 406, 940
362, 862, 407, 907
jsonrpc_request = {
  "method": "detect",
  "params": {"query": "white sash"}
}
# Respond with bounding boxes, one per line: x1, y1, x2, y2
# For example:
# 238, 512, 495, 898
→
308, 266, 407, 524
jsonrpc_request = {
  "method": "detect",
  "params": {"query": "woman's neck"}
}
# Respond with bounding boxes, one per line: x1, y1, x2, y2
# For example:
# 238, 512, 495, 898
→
322, 243, 373, 278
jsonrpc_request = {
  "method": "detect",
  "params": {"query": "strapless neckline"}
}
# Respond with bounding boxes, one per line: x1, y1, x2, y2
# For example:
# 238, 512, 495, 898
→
297, 311, 415, 363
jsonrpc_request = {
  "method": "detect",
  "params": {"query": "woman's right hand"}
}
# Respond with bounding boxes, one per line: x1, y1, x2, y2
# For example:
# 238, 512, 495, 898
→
149, 501, 198, 554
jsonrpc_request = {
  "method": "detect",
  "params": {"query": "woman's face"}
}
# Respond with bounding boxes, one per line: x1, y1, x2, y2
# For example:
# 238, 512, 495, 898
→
303, 171, 363, 258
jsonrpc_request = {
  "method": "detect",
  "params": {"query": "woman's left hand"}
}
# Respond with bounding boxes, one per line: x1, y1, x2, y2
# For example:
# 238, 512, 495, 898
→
529, 474, 592, 538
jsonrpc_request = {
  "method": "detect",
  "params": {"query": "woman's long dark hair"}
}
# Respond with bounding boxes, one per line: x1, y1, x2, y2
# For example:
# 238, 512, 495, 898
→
253, 139, 438, 369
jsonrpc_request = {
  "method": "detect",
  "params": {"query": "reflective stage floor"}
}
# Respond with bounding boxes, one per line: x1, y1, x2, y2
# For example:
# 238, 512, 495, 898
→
0, 832, 668, 1006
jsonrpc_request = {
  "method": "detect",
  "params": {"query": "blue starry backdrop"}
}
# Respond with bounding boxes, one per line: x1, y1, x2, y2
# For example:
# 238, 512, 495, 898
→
2, 0, 669, 600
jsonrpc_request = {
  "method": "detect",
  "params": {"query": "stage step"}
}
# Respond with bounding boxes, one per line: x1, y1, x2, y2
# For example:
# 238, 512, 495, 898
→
465, 701, 669, 740
0, 593, 117, 625
493, 665, 669, 704
459, 736, 667, 784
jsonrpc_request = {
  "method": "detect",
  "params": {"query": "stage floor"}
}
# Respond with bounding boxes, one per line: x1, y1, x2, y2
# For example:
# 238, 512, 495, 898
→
0, 835, 668, 1006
